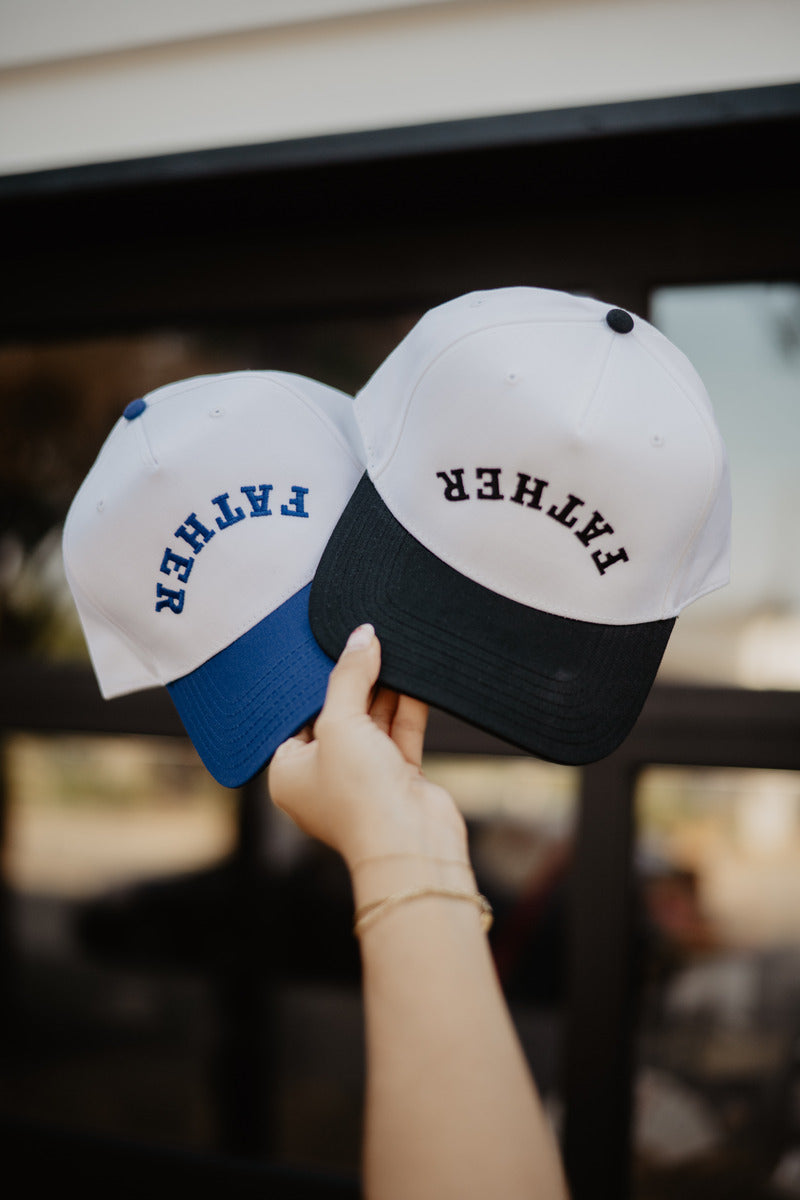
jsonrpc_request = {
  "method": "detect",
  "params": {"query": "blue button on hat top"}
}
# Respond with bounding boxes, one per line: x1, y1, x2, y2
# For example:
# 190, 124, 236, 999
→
124, 398, 147, 420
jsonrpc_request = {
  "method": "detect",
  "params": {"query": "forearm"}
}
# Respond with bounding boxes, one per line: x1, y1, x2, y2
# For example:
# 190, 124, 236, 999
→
352, 858, 569, 1200
269, 629, 568, 1199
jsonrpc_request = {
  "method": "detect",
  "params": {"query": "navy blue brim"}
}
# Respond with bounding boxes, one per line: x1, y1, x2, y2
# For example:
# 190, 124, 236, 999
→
167, 582, 334, 788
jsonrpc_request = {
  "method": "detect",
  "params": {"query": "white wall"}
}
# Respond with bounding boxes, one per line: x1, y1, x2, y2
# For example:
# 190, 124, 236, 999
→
1, 0, 798, 176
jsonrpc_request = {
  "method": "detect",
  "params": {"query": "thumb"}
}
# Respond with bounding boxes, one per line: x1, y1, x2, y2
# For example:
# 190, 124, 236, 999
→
316, 624, 380, 726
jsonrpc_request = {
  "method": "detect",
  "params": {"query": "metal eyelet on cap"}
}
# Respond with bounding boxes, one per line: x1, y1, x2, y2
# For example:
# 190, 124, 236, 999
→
123, 398, 147, 420
606, 309, 634, 334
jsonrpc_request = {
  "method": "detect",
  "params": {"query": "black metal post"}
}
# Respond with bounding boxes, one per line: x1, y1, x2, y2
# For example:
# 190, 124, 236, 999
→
212, 773, 277, 1159
563, 752, 638, 1200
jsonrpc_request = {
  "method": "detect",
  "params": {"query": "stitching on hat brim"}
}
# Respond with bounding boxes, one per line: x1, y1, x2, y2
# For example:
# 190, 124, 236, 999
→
310, 475, 673, 765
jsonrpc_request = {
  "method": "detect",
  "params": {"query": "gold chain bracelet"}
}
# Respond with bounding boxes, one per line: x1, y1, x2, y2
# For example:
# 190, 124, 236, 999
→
350, 853, 470, 871
353, 886, 493, 937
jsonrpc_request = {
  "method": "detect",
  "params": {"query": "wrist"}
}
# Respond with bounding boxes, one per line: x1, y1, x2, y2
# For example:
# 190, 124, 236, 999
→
353, 883, 493, 937
349, 852, 476, 913
339, 781, 469, 875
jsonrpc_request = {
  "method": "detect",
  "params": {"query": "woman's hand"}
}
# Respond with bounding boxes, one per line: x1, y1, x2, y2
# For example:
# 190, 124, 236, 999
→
267, 624, 468, 869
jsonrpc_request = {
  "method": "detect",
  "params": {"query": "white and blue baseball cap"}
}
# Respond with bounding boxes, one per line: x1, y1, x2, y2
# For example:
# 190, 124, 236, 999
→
63, 370, 364, 787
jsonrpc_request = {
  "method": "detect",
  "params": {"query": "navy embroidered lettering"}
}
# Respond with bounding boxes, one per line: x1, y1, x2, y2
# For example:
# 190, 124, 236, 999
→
548, 494, 584, 528
434, 466, 630, 577
475, 467, 504, 500
281, 486, 310, 518
155, 583, 185, 613
437, 469, 470, 501
174, 513, 216, 554
212, 492, 246, 529
511, 473, 548, 509
241, 485, 273, 516
592, 546, 630, 575
160, 548, 194, 583
575, 511, 614, 546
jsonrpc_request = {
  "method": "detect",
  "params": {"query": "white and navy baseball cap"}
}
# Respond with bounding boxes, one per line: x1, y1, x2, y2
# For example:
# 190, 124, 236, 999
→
310, 287, 731, 764
63, 370, 364, 787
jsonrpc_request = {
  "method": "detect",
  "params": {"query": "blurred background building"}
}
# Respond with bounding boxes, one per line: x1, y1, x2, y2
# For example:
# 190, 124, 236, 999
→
1, 3, 799, 1198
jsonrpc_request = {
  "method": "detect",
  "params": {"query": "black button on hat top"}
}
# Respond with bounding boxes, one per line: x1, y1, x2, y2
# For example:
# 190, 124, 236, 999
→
606, 308, 634, 334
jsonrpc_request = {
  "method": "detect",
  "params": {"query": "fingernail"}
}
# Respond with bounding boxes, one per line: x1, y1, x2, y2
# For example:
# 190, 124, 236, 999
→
345, 623, 375, 651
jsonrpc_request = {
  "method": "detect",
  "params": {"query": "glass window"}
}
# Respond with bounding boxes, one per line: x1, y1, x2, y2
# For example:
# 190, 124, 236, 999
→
4, 733, 236, 897
0, 731, 364, 1166
0, 733, 235, 1149
651, 283, 800, 688
634, 765, 800, 1197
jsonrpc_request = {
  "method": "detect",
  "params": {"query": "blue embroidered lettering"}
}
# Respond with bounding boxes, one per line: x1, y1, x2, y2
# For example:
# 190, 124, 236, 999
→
281, 486, 310, 518
212, 492, 246, 529
174, 513, 216, 554
241, 485, 273, 516
155, 583, 185, 613
160, 548, 194, 583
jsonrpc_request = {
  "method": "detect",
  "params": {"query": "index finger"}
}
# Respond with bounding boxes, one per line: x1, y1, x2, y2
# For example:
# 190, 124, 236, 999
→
390, 693, 429, 768
315, 624, 381, 728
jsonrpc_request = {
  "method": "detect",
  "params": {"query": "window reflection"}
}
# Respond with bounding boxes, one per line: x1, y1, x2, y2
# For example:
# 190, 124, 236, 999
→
0, 739, 576, 1166
651, 283, 800, 689
4, 734, 236, 897
634, 766, 800, 1196
0, 734, 236, 1150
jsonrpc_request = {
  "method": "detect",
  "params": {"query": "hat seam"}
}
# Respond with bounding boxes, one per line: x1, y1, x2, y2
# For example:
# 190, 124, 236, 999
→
133, 411, 159, 469
636, 338, 725, 616
266, 375, 364, 473
576, 333, 615, 433
140, 370, 249, 409
366, 316, 603, 482
142, 371, 363, 474
63, 555, 164, 694
61, 515, 166, 687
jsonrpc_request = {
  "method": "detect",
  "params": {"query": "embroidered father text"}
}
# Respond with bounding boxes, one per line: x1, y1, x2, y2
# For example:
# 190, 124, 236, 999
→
435, 467, 628, 576
156, 484, 310, 613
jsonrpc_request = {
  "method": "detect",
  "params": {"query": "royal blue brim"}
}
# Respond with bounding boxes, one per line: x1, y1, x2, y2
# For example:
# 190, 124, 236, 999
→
167, 582, 334, 788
